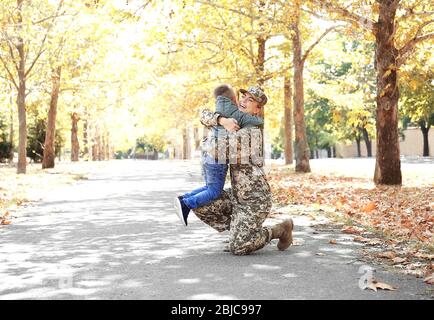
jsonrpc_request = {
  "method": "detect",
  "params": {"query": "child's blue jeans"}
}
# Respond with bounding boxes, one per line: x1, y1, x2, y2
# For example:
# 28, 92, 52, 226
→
182, 156, 228, 209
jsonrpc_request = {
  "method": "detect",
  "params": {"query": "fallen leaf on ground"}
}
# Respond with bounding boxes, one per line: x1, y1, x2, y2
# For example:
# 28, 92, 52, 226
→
373, 281, 397, 291
316, 252, 326, 256
342, 226, 363, 234
367, 239, 382, 246
335, 201, 343, 210
377, 251, 396, 259
1, 220, 11, 225
362, 202, 376, 213
414, 253, 434, 261
404, 269, 425, 278
392, 257, 407, 264
365, 282, 378, 292
353, 236, 370, 243
407, 262, 424, 270
424, 274, 434, 284
329, 239, 337, 244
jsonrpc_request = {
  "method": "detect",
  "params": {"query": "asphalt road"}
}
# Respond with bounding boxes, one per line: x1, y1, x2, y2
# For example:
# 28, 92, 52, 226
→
0, 160, 431, 299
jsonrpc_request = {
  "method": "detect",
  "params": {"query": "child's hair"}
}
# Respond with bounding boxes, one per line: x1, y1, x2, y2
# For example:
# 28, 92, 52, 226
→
213, 84, 235, 99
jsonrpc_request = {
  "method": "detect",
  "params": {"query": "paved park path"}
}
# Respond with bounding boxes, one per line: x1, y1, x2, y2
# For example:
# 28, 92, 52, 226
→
0, 160, 431, 299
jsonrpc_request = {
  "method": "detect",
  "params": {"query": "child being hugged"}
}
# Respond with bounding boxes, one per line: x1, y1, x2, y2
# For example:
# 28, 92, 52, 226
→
174, 84, 264, 226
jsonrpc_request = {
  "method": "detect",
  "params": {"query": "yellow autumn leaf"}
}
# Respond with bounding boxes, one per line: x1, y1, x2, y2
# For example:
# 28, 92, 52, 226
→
362, 202, 376, 212
409, 80, 418, 90
373, 281, 397, 291
382, 69, 392, 78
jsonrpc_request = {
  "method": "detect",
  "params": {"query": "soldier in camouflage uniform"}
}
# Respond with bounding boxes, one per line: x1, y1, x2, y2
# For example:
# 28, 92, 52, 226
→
192, 86, 294, 256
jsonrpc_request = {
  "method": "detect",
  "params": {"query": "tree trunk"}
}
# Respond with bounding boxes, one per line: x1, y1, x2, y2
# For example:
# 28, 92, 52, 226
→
101, 130, 107, 161
361, 127, 372, 157
101, 131, 106, 160
256, 37, 266, 88
92, 143, 97, 161
83, 119, 88, 160
283, 74, 293, 165
356, 136, 362, 157
256, 1, 266, 90
71, 112, 80, 162
373, 0, 401, 185
332, 146, 336, 158
92, 127, 98, 161
16, 0, 26, 174
326, 147, 331, 158
9, 85, 14, 163
420, 121, 430, 157
182, 127, 189, 160
256, 0, 266, 154
194, 127, 200, 150
42, 66, 62, 169
104, 132, 110, 160
98, 130, 103, 161
315, 149, 319, 159
292, 8, 311, 173
256, 35, 266, 157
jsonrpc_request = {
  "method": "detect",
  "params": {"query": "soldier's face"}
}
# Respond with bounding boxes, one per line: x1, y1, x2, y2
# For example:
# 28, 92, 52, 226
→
239, 93, 261, 116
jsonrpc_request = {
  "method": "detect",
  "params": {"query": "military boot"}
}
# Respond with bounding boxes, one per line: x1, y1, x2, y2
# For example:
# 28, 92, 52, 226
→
271, 219, 294, 251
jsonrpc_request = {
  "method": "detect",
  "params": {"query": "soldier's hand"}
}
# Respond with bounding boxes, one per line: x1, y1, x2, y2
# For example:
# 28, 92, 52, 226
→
219, 117, 240, 132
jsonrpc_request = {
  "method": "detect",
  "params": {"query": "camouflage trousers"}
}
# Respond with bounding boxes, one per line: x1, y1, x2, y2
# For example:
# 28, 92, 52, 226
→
192, 187, 273, 256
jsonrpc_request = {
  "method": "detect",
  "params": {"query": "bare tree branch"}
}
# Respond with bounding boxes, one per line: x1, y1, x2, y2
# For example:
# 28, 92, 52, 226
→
398, 32, 434, 66
262, 65, 293, 81
115, 0, 153, 22
0, 55, 19, 90
414, 18, 434, 38
316, 1, 375, 31
2, 16, 20, 72
5, 38, 19, 72
25, 0, 65, 78
301, 8, 327, 20
32, 12, 69, 24
195, 0, 258, 20
25, 46, 47, 78
398, 0, 433, 21
398, 10, 434, 20
302, 25, 343, 63
398, 19, 434, 66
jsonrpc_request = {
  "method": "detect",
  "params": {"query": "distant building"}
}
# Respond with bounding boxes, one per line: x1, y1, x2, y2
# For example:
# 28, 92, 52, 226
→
336, 127, 434, 158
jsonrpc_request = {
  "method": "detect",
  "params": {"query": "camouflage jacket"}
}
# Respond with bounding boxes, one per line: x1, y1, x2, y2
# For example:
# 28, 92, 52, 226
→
199, 108, 272, 207
200, 109, 264, 166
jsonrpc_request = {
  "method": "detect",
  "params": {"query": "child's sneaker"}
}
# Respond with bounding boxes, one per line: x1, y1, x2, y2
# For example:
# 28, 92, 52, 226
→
174, 196, 190, 226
